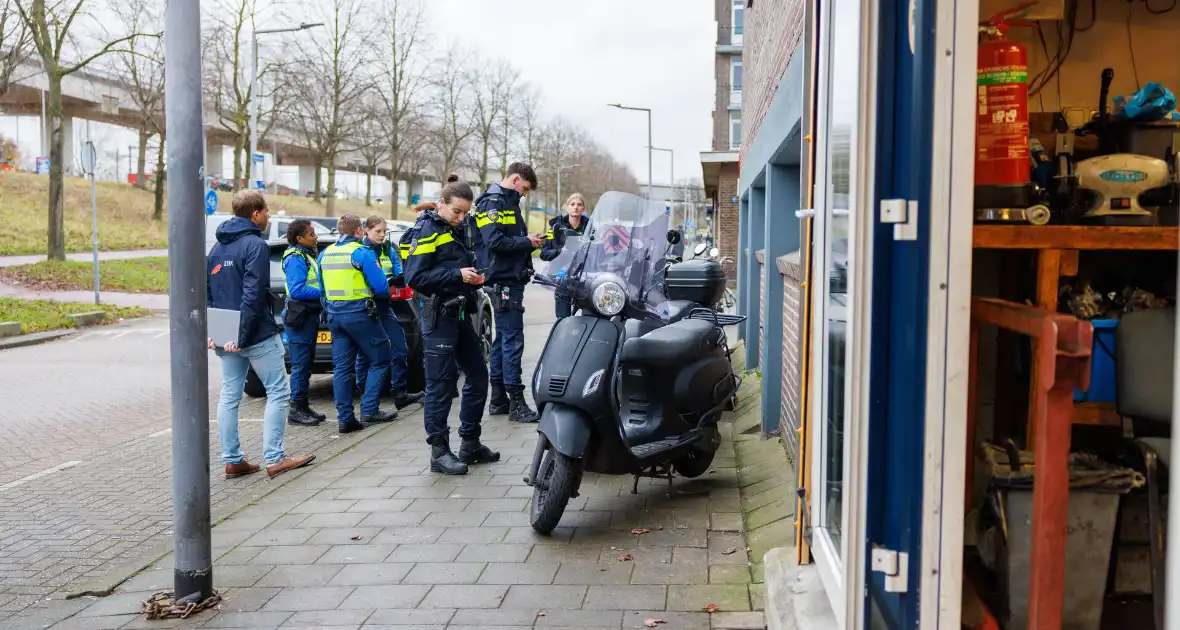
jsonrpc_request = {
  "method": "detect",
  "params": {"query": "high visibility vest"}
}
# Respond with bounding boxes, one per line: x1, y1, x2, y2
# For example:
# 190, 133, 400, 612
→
282, 247, 320, 294
320, 242, 372, 301
377, 249, 395, 278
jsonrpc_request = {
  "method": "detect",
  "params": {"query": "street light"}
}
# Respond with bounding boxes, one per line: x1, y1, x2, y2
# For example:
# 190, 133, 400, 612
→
556, 163, 579, 217
250, 22, 323, 190
607, 103, 652, 200
649, 146, 673, 189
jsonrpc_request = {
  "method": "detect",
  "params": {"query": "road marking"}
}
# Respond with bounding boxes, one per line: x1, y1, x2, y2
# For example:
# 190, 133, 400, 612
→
67, 328, 169, 342
0, 461, 83, 491
148, 428, 172, 438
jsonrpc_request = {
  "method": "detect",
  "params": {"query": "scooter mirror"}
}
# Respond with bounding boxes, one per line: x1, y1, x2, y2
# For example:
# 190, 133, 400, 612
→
709, 247, 720, 258
693, 243, 708, 256
666, 230, 682, 245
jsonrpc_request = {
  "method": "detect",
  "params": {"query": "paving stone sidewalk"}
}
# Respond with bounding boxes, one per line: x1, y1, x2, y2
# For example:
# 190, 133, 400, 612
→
19, 405, 767, 629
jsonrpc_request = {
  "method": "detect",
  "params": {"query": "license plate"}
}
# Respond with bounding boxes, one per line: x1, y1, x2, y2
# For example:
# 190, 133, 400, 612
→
316, 331, 332, 344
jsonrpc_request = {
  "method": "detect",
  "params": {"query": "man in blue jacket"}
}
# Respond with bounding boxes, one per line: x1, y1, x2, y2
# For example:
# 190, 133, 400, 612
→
207, 189, 315, 480
474, 162, 543, 423
319, 214, 399, 433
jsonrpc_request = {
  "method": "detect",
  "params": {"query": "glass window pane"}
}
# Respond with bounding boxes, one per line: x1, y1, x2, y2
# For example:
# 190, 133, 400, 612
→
733, 2, 744, 35
732, 58, 743, 90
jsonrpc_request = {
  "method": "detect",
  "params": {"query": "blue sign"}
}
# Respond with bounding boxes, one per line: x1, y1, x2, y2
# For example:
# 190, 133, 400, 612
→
252, 152, 265, 164
205, 190, 218, 215
35, 157, 50, 175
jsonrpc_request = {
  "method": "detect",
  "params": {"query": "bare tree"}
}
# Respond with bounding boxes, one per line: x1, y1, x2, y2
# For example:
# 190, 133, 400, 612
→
289, 0, 375, 216
17, 0, 147, 260
356, 97, 388, 208
0, 0, 31, 98
113, 0, 164, 205
427, 47, 477, 181
469, 59, 517, 190
376, 0, 428, 209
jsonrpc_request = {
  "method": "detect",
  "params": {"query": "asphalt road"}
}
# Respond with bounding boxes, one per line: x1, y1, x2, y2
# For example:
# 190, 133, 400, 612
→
0, 283, 560, 622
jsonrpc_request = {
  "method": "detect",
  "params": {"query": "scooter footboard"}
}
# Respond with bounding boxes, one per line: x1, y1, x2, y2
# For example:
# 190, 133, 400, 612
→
539, 404, 593, 458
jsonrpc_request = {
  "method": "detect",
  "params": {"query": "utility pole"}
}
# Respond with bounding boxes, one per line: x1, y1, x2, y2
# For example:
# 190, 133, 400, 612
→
608, 104, 653, 200
556, 164, 579, 217
165, 0, 213, 602
249, 23, 323, 190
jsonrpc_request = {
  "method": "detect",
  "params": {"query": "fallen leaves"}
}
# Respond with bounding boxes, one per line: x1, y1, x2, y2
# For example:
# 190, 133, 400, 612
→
721, 547, 739, 555
703, 603, 721, 613
349, 535, 362, 541
631, 528, 651, 535
644, 618, 667, 627
617, 554, 634, 562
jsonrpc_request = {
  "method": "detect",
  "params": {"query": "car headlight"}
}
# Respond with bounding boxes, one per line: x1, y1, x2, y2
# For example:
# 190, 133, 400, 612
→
591, 278, 626, 316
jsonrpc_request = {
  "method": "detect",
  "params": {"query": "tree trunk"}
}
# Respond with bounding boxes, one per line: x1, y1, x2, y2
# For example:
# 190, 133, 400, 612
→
135, 127, 149, 189
325, 165, 337, 217
313, 160, 323, 204
46, 74, 66, 261
232, 140, 244, 190
152, 137, 165, 221
365, 162, 373, 207
390, 160, 402, 219
480, 139, 490, 192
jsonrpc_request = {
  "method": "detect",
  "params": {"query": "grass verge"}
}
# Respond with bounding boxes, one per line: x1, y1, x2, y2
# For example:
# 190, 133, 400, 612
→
0, 258, 170, 294
0, 297, 151, 334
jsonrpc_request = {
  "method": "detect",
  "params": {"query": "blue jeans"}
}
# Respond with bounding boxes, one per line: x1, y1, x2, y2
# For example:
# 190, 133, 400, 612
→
423, 311, 488, 440
285, 312, 319, 403
489, 285, 526, 392
356, 306, 409, 391
329, 311, 390, 422
215, 334, 288, 465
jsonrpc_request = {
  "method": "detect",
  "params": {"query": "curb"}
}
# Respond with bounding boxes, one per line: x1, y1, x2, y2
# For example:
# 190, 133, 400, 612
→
764, 547, 838, 630
0, 329, 75, 350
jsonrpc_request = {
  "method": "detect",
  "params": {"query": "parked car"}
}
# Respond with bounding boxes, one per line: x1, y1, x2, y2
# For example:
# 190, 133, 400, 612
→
241, 235, 495, 398
205, 213, 332, 255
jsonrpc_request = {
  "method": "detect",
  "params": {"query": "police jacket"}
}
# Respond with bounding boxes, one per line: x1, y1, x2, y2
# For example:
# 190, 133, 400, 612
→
474, 183, 533, 286
316, 235, 389, 315
282, 244, 322, 309
464, 214, 486, 268
206, 217, 279, 349
540, 214, 588, 262
363, 237, 403, 284
403, 211, 479, 301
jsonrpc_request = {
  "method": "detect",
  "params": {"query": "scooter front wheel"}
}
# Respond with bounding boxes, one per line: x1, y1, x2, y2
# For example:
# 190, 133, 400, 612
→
530, 449, 581, 535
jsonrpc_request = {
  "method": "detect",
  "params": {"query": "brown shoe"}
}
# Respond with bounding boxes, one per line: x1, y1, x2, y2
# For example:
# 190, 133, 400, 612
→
225, 460, 260, 479
266, 455, 316, 479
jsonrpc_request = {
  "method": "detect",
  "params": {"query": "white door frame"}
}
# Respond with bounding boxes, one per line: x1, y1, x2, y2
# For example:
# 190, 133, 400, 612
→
916, 0, 977, 625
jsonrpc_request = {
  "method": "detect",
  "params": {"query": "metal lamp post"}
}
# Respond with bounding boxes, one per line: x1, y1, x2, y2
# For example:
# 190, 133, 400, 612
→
607, 103, 652, 200
249, 22, 323, 190
556, 164, 579, 218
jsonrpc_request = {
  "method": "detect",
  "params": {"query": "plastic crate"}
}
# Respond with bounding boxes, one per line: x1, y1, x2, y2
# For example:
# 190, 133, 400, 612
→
1074, 319, 1118, 403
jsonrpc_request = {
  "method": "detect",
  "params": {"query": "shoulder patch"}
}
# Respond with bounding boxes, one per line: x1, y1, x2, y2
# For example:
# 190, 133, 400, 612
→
488, 209, 499, 223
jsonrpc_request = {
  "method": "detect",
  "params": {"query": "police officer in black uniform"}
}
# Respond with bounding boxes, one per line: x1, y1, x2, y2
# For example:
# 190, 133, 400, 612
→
474, 162, 543, 423
403, 180, 499, 475
539, 192, 589, 320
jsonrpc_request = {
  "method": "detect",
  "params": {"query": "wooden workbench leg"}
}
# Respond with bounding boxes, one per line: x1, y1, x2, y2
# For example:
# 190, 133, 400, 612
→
1026, 378, 1074, 630
1025, 250, 1062, 450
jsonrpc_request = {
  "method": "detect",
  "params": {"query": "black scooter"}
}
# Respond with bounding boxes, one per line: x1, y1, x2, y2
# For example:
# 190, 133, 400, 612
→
525, 227, 745, 534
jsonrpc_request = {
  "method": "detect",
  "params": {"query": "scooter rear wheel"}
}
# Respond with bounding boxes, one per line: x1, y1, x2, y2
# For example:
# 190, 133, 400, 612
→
673, 447, 717, 478
530, 449, 580, 535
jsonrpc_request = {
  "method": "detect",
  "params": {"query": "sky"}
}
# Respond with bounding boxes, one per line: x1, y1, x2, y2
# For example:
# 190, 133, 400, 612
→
423, 0, 716, 186
0, 0, 716, 190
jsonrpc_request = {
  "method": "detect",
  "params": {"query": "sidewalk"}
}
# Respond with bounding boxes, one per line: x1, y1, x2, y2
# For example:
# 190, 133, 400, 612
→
17, 406, 767, 629
0, 281, 169, 310
0, 249, 168, 268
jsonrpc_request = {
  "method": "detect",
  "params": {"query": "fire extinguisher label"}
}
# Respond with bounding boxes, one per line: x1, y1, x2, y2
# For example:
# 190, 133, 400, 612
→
976, 63, 1030, 186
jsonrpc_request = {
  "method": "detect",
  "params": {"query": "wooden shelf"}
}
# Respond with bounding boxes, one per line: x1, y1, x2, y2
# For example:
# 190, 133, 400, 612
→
974, 225, 1179, 251
1071, 402, 1121, 427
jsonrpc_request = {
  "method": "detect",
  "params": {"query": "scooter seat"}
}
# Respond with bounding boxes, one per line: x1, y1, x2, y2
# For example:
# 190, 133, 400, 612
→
619, 318, 721, 366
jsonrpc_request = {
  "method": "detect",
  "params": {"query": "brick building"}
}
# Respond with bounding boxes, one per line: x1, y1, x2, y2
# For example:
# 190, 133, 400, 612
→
699, 0, 743, 280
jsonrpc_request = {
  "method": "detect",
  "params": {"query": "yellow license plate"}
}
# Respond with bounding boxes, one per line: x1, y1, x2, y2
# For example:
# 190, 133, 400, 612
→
316, 331, 332, 344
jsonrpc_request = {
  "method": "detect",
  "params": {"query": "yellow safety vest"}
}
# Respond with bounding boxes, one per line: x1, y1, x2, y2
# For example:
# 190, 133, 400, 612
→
282, 247, 320, 293
320, 241, 372, 301
378, 249, 395, 278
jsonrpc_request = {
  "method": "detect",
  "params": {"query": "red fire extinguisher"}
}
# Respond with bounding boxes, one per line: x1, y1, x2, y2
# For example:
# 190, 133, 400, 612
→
975, 2, 1036, 194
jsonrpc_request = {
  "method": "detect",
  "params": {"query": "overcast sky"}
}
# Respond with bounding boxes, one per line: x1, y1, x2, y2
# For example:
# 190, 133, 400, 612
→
426, 0, 715, 185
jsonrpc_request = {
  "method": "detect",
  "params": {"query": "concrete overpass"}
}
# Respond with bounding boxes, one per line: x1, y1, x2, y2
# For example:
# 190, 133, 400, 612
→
0, 59, 478, 198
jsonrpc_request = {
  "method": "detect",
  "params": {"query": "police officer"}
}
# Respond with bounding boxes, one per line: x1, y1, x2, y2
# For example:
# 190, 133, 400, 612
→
539, 192, 589, 320
318, 214, 399, 433
404, 181, 499, 475
282, 219, 327, 426
474, 162, 543, 423
355, 216, 424, 410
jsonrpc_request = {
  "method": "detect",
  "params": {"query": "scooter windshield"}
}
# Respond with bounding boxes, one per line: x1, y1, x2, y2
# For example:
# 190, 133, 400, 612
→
537, 191, 671, 317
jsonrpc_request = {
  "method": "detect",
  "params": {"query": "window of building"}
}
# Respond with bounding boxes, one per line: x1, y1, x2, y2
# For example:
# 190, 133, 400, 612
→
730, 111, 742, 149
731, 56, 743, 91
733, 0, 744, 35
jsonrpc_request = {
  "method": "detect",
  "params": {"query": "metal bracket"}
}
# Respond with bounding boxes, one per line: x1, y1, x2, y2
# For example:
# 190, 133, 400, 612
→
795, 208, 815, 219
880, 199, 917, 241
870, 546, 909, 593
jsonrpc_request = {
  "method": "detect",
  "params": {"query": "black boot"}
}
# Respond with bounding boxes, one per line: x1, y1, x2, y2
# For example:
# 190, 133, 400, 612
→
287, 404, 319, 426
303, 403, 327, 422
488, 382, 510, 416
458, 437, 501, 465
391, 388, 424, 409
508, 391, 539, 423
429, 436, 469, 475
338, 418, 365, 434
360, 409, 398, 425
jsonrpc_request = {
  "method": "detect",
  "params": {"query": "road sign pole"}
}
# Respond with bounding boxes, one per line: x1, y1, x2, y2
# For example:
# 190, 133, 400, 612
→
165, 0, 213, 602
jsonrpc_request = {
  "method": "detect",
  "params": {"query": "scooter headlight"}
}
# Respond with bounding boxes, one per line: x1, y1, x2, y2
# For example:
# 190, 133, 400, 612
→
590, 277, 626, 317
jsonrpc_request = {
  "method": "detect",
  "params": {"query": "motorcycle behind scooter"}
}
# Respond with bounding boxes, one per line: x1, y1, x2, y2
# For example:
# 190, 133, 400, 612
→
525, 192, 746, 534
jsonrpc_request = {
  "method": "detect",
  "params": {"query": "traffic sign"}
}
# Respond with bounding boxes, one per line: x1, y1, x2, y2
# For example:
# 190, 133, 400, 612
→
252, 152, 265, 163
205, 190, 218, 215
80, 142, 97, 176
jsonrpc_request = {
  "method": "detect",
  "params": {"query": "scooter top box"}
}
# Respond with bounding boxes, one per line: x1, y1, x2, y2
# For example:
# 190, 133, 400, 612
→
665, 259, 727, 306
